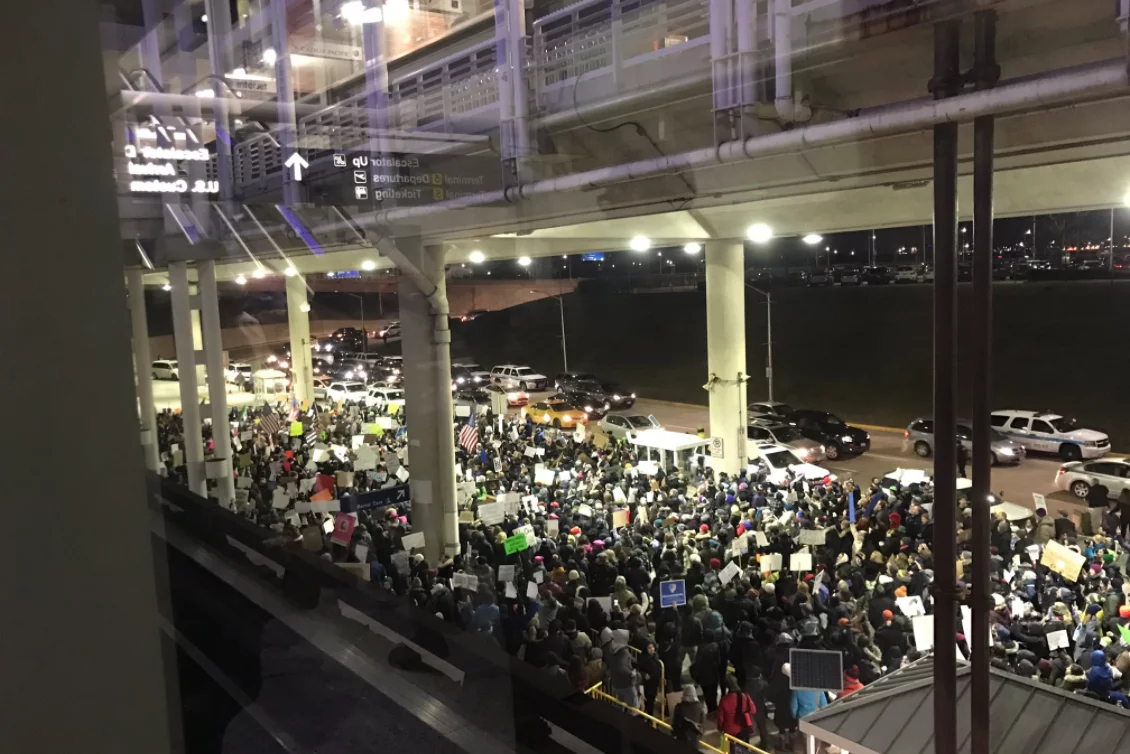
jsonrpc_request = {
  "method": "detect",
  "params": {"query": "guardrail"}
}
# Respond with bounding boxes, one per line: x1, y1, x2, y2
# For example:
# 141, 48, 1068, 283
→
532, 0, 709, 95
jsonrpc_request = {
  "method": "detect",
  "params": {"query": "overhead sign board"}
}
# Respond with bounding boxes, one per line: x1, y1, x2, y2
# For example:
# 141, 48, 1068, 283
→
328, 151, 504, 208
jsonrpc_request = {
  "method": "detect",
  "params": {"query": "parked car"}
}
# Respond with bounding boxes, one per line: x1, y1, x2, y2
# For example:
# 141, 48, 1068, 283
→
747, 442, 835, 486
747, 420, 826, 463
919, 265, 935, 282
312, 375, 331, 400
990, 410, 1110, 461
834, 266, 863, 285
311, 358, 332, 377
599, 414, 661, 441
1055, 459, 1130, 501
862, 266, 893, 285
325, 381, 369, 404
747, 400, 795, 422
522, 399, 588, 428
894, 265, 919, 283
151, 359, 179, 380
904, 417, 1025, 465
778, 408, 870, 460
364, 386, 405, 409
377, 321, 401, 340
807, 269, 832, 286
491, 364, 549, 391
224, 362, 252, 383
555, 371, 601, 392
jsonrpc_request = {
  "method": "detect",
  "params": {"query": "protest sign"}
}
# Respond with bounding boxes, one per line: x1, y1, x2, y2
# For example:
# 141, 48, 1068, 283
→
401, 531, 426, 551
1041, 540, 1086, 582
762, 553, 782, 572
896, 596, 925, 618
498, 565, 516, 581
527, 582, 539, 600
912, 615, 934, 650
504, 533, 528, 555
1046, 629, 1070, 651
719, 560, 741, 586
272, 489, 290, 509
790, 553, 813, 572
453, 573, 479, 590
798, 529, 828, 547
331, 513, 356, 546
478, 502, 504, 525
612, 509, 629, 528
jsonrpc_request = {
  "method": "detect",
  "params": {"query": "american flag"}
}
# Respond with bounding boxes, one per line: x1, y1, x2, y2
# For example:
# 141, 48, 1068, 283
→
259, 410, 281, 437
458, 412, 480, 454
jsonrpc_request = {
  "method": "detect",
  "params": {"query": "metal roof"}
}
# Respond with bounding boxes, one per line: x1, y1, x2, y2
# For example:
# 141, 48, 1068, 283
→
800, 655, 1130, 754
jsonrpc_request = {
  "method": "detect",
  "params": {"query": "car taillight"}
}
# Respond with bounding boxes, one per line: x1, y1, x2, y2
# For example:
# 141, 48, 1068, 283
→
904, 431, 909, 438
1057, 466, 1066, 474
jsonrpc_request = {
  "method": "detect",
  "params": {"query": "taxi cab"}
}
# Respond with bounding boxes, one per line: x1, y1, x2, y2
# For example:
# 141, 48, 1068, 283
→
522, 399, 588, 427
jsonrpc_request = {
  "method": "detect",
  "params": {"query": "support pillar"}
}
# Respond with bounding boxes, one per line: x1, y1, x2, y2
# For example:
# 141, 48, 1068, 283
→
1, 2, 171, 748
128, 269, 160, 472
270, 0, 300, 206
169, 262, 206, 496
930, 20, 961, 754
705, 243, 748, 477
397, 240, 459, 564
286, 273, 315, 405
199, 260, 235, 507
970, 12, 998, 754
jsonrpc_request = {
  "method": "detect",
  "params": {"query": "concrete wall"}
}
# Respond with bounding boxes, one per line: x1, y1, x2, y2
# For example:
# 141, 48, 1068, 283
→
229, 277, 579, 317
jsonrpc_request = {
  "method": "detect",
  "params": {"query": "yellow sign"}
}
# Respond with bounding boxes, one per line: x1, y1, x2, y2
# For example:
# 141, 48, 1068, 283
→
289, 421, 304, 437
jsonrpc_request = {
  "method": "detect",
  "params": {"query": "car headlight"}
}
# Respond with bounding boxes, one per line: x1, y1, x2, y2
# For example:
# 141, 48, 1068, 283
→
631, 393, 636, 399
604, 403, 610, 410
563, 415, 573, 423
473, 376, 482, 383
1085, 441, 1098, 448
543, 414, 551, 422
999, 447, 1014, 456
457, 377, 465, 384
508, 392, 518, 400
279, 360, 288, 369
613, 394, 621, 401
585, 406, 593, 413
267, 355, 276, 362
819, 445, 826, 453
841, 434, 853, 443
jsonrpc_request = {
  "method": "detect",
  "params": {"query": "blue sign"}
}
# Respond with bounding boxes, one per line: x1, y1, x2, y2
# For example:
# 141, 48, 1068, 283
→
581, 253, 605, 262
659, 579, 686, 609
341, 484, 411, 513
848, 490, 856, 524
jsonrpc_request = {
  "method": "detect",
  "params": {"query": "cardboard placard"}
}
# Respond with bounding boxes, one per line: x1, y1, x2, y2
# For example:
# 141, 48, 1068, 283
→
498, 565, 516, 581
718, 560, 742, 586
790, 553, 813, 572
755, 531, 770, 548
896, 596, 926, 617
1041, 540, 1086, 582
335, 471, 354, 488
290, 421, 304, 437
612, 509, 629, 529
396, 466, 410, 483
355, 544, 369, 562
478, 502, 505, 525
1046, 629, 1070, 651
534, 468, 556, 486
612, 487, 626, 503
524, 446, 536, 458
761, 553, 783, 572
331, 513, 356, 546
526, 582, 540, 600
798, 528, 828, 547
272, 489, 290, 510
636, 460, 658, 476
505, 582, 518, 599
504, 533, 528, 555
401, 531, 426, 551
576, 503, 593, 518
912, 614, 934, 650
453, 572, 479, 590
547, 519, 559, 537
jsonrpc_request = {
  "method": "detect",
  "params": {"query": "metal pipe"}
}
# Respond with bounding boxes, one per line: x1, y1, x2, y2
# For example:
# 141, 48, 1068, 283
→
971, 12, 998, 754
736, 0, 756, 107
367, 59, 1129, 224
773, 0, 794, 122
269, 0, 299, 205
532, 289, 568, 371
931, 20, 961, 754
745, 283, 774, 401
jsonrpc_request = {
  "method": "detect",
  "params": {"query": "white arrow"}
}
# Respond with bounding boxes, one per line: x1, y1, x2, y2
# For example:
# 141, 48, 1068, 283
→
284, 152, 309, 181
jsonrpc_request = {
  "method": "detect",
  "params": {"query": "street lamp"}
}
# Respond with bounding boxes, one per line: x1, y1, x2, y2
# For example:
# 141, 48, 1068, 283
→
802, 234, 823, 245
747, 223, 773, 244
744, 283, 775, 401
530, 289, 568, 371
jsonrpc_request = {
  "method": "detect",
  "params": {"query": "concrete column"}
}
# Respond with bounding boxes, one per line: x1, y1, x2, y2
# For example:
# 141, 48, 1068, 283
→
705, 242, 748, 477
128, 269, 161, 472
1, 0, 171, 748
270, 0, 300, 206
397, 241, 459, 563
198, 261, 235, 507
286, 273, 314, 405
169, 262, 206, 495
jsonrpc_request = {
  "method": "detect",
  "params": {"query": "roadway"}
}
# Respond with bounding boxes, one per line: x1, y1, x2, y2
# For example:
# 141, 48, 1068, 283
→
627, 398, 1084, 516
147, 381, 1084, 515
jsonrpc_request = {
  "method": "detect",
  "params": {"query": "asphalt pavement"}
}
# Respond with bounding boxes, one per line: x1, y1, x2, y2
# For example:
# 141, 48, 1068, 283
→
624, 398, 1086, 515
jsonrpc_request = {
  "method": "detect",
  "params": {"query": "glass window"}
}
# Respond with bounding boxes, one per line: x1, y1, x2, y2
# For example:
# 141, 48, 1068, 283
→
1006, 417, 1029, 430
990, 415, 1008, 427
1031, 420, 1055, 434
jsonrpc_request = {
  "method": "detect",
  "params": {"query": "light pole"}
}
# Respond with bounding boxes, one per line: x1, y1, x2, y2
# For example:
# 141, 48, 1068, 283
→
745, 283, 774, 401
531, 289, 568, 372
345, 292, 365, 350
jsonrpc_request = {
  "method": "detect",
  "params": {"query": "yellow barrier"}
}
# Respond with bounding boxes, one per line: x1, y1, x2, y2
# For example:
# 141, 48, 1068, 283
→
626, 644, 668, 719
587, 685, 724, 754
723, 733, 772, 754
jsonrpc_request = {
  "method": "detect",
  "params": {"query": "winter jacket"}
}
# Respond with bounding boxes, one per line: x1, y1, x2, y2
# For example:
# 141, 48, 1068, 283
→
1087, 649, 1114, 697
717, 691, 756, 736
791, 688, 828, 719
1034, 516, 1056, 546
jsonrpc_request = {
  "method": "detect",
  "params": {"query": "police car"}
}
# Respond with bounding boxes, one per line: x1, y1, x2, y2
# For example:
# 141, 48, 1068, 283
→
989, 410, 1110, 461
747, 442, 835, 486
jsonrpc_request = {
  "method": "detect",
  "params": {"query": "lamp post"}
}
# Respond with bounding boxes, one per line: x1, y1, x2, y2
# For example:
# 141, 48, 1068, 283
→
531, 289, 568, 372
745, 283, 774, 401
345, 292, 365, 351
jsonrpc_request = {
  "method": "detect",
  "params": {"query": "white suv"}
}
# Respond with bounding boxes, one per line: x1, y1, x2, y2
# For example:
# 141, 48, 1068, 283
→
990, 410, 1110, 461
746, 442, 835, 486
490, 365, 548, 391
152, 360, 179, 380
325, 381, 369, 404
364, 386, 405, 409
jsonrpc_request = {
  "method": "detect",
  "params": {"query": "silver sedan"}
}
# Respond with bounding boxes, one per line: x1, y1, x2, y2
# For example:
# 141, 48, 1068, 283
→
747, 421, 827, 463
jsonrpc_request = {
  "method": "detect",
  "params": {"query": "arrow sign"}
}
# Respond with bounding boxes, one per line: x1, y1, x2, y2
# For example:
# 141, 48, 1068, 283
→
284, 152, 309, 181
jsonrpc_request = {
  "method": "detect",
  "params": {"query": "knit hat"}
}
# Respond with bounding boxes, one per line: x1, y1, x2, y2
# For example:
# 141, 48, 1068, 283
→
1120, 605, 1130, 619
710, 558, 722, 570
882, 609, 894, 622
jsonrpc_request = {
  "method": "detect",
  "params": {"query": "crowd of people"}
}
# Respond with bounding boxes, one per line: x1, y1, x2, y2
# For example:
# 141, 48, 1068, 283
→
156, 397, 1130, 751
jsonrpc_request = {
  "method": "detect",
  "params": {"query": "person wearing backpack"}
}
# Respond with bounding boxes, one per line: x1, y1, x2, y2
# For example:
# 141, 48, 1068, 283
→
717, 675, 757, 744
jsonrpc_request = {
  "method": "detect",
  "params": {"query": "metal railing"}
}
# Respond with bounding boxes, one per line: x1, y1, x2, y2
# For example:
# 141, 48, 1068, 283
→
625, 644, 668, 719
532, 0, 710, 95
233, 131, 283, 187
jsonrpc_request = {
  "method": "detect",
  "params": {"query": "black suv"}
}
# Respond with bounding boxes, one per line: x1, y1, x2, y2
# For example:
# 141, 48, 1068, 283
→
555, 374, 636, 410
329, 327, 366, 353
778, 408, 870, 460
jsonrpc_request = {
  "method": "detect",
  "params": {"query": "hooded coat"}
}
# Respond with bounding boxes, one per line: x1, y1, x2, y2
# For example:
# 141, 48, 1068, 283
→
1086, 649, 1114, 697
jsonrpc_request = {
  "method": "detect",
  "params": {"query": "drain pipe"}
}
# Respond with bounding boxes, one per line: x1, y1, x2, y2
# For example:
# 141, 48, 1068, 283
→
773, 0, 795, 122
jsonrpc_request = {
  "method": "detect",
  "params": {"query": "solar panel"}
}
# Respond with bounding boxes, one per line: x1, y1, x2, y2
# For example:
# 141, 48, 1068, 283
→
790, 648, 844, 692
